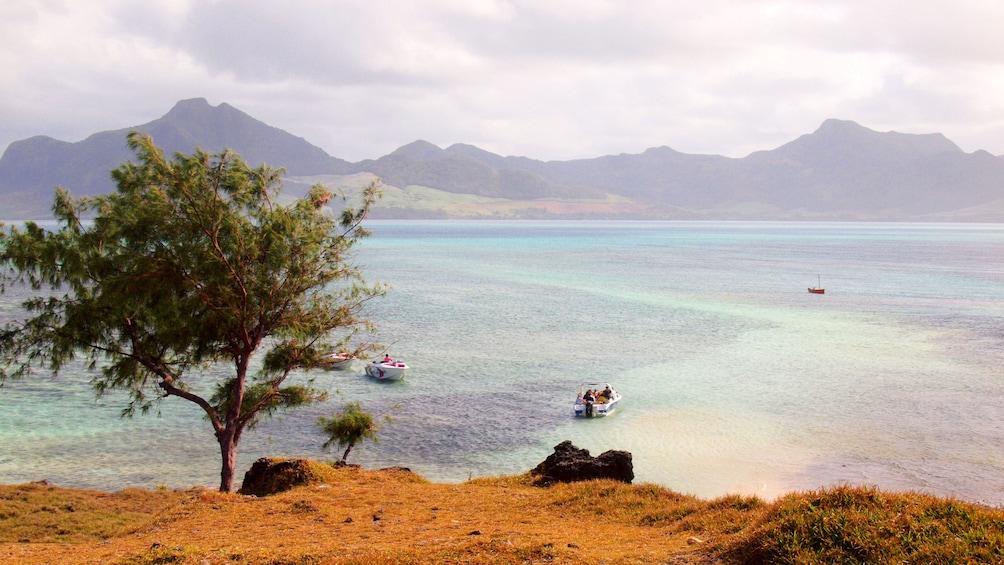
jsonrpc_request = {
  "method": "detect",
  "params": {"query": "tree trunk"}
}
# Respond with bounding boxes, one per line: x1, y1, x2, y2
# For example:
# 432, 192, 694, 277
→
219, 357, 250, 492
341, 444, 353, 463
218, 428, 238, 492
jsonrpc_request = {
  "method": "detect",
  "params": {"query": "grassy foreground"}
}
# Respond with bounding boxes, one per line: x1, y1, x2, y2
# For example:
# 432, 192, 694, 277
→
3, 462, 1004, 564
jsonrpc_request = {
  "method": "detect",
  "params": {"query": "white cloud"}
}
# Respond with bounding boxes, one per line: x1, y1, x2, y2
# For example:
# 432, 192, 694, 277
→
1, 0, 1003, 161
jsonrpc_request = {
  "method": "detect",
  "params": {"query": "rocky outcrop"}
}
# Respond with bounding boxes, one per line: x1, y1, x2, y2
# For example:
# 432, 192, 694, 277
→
239, 458, 416, 496
239, 457, 322, 496
530, 440, 633, 485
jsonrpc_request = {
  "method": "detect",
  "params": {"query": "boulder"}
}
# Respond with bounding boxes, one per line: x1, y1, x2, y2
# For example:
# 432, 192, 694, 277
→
530, 440, 633, 485
239, 457, 325, 496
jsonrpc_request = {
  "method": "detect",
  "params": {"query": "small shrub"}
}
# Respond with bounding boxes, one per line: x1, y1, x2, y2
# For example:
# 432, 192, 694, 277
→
714, 486, 1004, 564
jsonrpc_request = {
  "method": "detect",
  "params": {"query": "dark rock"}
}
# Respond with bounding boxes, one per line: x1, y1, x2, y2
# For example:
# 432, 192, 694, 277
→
239, 457, 314, 497
331, 460, 362, 469
530, 440, 633, 485
380, 466, 412, 473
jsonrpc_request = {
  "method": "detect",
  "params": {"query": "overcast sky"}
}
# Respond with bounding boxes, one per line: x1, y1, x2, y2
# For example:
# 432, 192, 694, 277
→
2, 0, 1003, 162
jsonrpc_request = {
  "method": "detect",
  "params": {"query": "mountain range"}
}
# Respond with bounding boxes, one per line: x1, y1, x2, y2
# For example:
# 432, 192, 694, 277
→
2, 98, 1002, 221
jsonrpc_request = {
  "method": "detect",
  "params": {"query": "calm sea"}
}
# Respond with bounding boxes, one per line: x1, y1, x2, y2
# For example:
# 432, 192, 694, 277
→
1, 221, 1003, 504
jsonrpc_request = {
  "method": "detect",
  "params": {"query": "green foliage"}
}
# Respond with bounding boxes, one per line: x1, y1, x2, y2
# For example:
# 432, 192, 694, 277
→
211, 380, 329, 431
0, 132, 385, 491
317, 401, 391, 463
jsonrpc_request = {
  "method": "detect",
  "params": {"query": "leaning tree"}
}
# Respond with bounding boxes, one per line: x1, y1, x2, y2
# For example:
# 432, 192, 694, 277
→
317, 401, 391, 464
0, 132, 385, 492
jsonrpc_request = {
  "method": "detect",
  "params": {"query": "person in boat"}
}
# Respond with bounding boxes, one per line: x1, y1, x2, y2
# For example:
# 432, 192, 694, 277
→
575, 393, 584, 405
382, 354, 393, 364
582, 389, 595, 417
603, 385, 614, 399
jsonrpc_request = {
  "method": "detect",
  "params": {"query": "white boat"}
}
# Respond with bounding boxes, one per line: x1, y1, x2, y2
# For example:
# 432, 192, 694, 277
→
365, 358, 409, 381
321, 352, 353, 370
573, 382, 621, 417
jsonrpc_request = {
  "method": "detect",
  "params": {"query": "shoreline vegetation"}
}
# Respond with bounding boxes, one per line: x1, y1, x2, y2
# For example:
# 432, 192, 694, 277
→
3, 460, 1004, 564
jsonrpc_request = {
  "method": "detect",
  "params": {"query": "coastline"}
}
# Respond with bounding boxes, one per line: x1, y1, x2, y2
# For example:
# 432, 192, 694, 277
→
4, 462, 1004, 564
4, 221, 1004, 506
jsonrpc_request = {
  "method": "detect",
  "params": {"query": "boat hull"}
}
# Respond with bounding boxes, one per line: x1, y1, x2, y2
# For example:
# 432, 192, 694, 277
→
322, 353, 353, 370
365, 362, 408, 381
808, 275, 824, 293
574, 393, 621, 417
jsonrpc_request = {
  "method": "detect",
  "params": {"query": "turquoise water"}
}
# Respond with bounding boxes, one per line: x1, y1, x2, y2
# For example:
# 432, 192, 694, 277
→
2, 221, 1003, 505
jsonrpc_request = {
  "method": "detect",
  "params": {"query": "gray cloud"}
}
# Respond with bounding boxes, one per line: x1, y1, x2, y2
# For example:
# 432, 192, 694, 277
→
1, 0, 1003, 162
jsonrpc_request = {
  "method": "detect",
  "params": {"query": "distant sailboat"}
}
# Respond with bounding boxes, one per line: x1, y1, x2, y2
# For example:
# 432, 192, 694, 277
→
808, 275, 825, 294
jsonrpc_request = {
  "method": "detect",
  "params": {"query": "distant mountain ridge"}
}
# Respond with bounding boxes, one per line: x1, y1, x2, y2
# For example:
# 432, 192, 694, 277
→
0, 99, 350, 218
2, 98, 1002, 221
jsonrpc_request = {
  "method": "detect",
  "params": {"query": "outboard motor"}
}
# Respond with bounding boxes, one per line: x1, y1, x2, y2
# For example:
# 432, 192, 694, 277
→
585, 402, 593, 418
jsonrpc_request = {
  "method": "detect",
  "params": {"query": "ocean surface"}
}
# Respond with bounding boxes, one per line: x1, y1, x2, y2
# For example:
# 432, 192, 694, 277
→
1, 221, 1003, 505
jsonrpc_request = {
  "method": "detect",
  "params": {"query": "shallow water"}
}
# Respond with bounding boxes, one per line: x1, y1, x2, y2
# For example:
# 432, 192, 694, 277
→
2, 221, 1003, 504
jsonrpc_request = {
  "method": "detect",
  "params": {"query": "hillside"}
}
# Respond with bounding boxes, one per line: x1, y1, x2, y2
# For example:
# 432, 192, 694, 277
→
0, 99, 350, 218
2, 99, 1002, 221
4, 464, 1004, 564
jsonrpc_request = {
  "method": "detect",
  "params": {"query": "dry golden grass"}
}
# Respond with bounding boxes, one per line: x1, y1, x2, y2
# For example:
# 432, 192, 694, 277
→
0, 483, 190, 544
4, 465, 1004, 564
1, 467, 716, 564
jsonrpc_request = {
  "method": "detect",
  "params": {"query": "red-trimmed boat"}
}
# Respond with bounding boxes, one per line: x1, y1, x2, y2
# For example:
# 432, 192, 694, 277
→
808, 275, 825, 294
365, 356, 409, 381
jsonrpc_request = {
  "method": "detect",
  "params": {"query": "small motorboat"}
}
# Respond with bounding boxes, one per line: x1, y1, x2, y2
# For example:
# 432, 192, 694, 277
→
321, 352, 353, 370
808, 274, 825, 294
365, 357, 409, 381
573, 382, 621, 417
